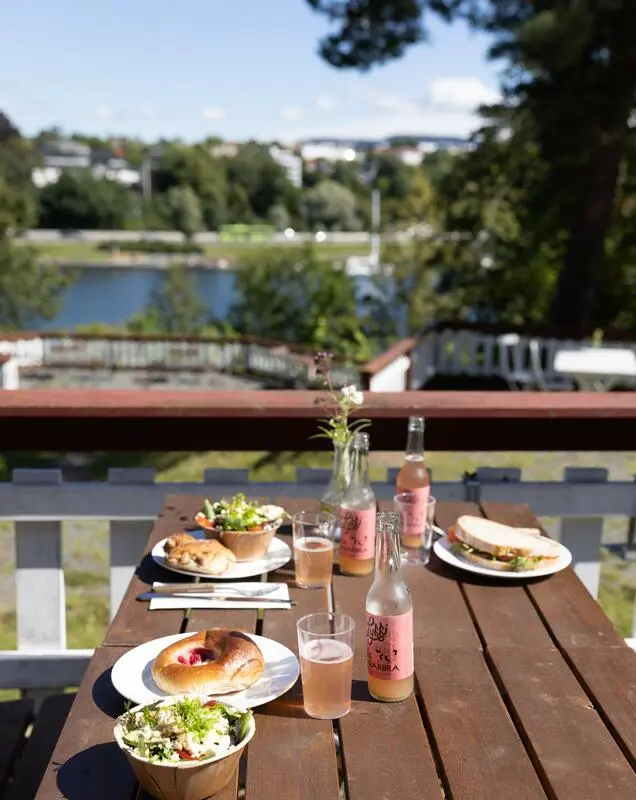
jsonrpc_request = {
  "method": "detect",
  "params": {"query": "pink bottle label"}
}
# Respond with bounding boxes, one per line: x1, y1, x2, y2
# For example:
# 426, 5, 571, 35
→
397, 486, 430, 537
340, 507, 376, 560
366, 610, 414, 680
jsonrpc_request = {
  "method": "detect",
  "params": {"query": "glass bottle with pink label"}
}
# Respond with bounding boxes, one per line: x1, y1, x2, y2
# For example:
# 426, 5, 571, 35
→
339, 432, 376, 576
395, 416, 430, 550
365, 511, 414, 702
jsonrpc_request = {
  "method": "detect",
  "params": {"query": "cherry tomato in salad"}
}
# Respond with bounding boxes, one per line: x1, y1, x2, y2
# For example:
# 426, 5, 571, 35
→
177, 749, 196, 760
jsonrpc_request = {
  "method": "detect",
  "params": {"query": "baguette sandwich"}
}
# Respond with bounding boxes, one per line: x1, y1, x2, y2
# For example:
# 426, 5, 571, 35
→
447, 515, 560, 572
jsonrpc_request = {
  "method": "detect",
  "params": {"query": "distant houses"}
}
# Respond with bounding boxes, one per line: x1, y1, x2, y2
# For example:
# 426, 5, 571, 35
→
30, 133, 470, 190
298, 135, 470, 169
32, 139, 140, 188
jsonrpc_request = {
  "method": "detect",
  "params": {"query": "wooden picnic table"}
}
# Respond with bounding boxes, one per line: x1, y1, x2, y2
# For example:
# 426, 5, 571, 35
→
33, 496, 636, 800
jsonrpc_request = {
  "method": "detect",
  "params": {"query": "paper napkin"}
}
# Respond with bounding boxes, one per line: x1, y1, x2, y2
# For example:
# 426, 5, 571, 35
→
148, 581, 291, 610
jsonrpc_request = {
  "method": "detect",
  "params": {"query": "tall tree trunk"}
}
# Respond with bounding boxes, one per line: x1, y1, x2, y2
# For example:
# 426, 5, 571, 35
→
550, 130, 629, 328
551, 18, 636, 329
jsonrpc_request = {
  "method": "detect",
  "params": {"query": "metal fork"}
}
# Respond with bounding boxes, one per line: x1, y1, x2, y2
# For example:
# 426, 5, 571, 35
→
152, 583, 280, 597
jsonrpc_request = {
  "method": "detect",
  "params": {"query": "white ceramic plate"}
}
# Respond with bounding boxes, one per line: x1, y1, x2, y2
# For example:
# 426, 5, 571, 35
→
151, 533, 291, 580
111, 631, 300, 708
433, 534, 572, 579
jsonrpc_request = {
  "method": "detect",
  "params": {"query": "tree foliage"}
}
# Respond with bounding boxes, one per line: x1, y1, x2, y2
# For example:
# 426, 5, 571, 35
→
307, 0, 636, 329
227, 143, 300, 222
38, 171, 134, 229
161, 186, 203, 242
230, 246, 373, 359
128, 264, 209, 335
0, 112, 72, 329
302, 180, 362, 231
153, 144, 228, 231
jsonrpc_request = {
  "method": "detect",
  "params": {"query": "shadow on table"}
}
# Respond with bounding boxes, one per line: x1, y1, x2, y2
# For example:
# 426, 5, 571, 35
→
92, 666, 128, 719
135, 551, 176, 585
264, 676, 377, 720
422, 553, 555, 589
55, 742, 135, 800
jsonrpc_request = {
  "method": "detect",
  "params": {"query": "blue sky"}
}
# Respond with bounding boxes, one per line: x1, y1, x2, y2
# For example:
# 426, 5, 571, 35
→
1, 0, 500, 142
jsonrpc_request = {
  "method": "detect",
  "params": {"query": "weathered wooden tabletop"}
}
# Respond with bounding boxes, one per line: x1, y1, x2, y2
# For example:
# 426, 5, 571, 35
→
34, 496, 636, 800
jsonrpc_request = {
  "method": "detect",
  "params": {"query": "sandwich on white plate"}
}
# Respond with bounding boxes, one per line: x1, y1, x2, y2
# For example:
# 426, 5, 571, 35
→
447, 515, 561, 572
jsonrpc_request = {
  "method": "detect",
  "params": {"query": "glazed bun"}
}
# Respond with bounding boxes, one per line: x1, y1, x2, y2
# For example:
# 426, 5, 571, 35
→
164, 537, 236, 576
151, 629, 264, 695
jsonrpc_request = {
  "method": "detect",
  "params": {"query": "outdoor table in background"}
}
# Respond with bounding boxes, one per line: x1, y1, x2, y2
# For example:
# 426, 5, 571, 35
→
553, 346, 636, 391
32, 495, 636, 800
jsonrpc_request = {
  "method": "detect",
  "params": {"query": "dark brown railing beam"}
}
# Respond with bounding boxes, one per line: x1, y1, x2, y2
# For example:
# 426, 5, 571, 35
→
0, 390, 633, 452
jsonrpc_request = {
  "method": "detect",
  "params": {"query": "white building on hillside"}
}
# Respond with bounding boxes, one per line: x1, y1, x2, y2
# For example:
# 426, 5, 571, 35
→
269, 145, 303, 187
32, 140, 140, 188
300, 141, 359, 165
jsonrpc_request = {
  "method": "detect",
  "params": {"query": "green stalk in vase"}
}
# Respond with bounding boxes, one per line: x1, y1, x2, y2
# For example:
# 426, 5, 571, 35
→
312, 351, 371, 516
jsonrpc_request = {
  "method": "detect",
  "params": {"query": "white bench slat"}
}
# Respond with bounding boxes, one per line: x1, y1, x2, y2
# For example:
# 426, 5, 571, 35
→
15, 520, 66, 651
109, 521, 153, 620
13, 470, 66, 652
559, 468, 608, 599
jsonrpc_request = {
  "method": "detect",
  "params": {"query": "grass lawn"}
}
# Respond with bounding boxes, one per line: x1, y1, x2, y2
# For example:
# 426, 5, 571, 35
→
20, 240, 370, 263
1, 449, 635, 699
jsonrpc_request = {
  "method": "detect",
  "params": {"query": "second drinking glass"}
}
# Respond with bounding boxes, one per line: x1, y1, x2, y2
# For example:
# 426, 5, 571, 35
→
297, 611, 355, 719
292, 511, 336, 588
394, 493, 437, 566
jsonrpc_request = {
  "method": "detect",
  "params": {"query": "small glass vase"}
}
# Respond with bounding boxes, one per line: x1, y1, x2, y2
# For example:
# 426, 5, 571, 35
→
320, 440, 352, 531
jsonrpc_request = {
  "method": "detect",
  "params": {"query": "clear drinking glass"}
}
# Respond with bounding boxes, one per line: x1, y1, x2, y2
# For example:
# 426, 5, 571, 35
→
292, 511, 336, 588
297, 612, 355, 719
394, 493, 437, 565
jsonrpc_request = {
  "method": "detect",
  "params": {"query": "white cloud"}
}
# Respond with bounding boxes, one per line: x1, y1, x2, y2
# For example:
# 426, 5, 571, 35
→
428, 77, 499, 111
202, 107, 228, 121
280, 106, 305, 121
279, 76, 499, 140
287, 109, 480, 141
316, 94, 336, 111
139, 105, 155, 118
349, 84, 419, 115
94, 105, 112, 119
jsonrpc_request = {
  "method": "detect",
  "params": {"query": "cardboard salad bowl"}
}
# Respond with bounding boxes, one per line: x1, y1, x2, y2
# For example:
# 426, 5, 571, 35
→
218, 522, 281, 561
114, 696, 256, 800
194, 514, 283, 562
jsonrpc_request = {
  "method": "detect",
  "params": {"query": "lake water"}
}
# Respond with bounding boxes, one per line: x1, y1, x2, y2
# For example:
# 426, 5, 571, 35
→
41, 266, 236, 329
39, 265, 382, 330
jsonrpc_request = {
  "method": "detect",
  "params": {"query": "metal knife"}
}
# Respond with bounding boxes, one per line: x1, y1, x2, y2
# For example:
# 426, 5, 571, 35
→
151, 583, 279, 595
138, 591, 294, 605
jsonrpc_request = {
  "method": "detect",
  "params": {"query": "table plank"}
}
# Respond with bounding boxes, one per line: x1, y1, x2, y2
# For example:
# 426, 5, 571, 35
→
34, 647, 135, 800
488, 646, 636, 799
418, 649, 547, 800
245, 715, 339, 800
480, 502, 625, 649
567, 647, 636, 771
246, 573, 340, 800
333, 573, 443, 800
103, 495, 202, 646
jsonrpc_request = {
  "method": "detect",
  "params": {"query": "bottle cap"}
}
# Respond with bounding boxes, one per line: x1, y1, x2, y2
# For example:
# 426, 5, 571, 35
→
352, 431, 370, 449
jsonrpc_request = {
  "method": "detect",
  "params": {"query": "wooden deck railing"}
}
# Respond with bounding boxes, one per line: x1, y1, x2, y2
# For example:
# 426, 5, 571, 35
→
2, 324, 634, 392
0, 389, 635, 451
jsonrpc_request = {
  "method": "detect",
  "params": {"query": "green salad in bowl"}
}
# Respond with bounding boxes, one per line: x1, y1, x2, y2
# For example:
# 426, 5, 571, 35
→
195, 494, 286, 533
115, 696, 254, 764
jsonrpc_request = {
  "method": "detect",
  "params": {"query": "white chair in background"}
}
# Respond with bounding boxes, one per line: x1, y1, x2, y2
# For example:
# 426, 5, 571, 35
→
498, 333, 539, 390
498, 334, 573, 391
